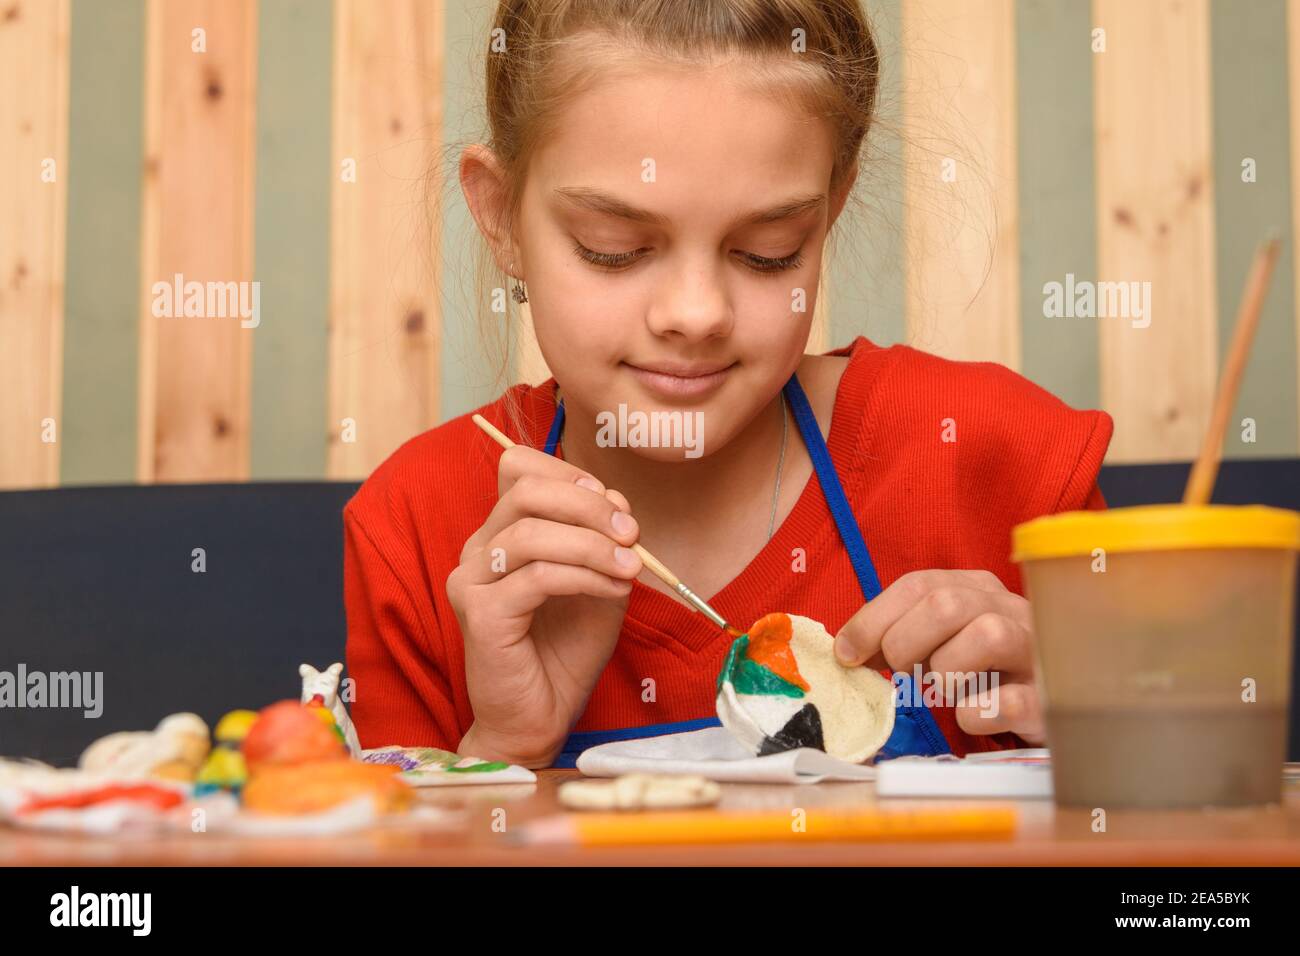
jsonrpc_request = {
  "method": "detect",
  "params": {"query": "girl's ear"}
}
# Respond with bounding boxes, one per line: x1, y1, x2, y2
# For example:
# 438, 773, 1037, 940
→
459, 143, 518, 273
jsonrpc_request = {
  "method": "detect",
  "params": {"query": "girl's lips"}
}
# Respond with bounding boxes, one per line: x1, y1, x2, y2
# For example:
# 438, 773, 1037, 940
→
622, 361, 735, 400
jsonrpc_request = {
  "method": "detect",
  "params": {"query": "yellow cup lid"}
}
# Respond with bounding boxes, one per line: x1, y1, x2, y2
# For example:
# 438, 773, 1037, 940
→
1012, 503, 1300, 561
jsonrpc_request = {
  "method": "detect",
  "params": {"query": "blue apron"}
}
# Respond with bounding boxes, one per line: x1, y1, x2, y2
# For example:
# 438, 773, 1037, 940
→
545, 372, 951, 767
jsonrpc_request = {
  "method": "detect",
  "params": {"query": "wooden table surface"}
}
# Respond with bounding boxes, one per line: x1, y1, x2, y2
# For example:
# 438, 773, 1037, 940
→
5, 771, 1300, 866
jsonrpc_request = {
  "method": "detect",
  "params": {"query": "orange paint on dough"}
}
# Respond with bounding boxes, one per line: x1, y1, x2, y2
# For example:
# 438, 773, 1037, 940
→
743, 612, 809, 692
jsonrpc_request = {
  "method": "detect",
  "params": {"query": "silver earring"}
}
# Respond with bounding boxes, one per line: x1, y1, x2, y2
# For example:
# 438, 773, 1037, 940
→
509, 261, 528, 304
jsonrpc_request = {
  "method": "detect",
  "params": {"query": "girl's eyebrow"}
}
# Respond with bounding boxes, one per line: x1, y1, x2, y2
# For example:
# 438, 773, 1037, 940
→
552, 186, 825, 229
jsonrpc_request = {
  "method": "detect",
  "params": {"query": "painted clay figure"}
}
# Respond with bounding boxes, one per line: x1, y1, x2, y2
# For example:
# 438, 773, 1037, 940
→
716, 612, 895, 763
242, 700, 346, 769
235, 698, 412, 816
194, 709, 258, 796
299, 662, 362, 756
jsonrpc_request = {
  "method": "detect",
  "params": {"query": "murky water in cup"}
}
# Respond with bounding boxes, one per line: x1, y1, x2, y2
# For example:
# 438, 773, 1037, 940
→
1048, 707, 1289, 808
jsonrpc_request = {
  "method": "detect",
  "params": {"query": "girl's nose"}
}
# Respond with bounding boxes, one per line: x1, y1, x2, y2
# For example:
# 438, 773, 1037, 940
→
645, 261, 735, 343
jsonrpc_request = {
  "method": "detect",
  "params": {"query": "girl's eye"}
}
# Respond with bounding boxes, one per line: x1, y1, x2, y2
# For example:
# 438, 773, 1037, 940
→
572, 242, 644, 270
572, 242, 805, 275
741, 250, 806, 275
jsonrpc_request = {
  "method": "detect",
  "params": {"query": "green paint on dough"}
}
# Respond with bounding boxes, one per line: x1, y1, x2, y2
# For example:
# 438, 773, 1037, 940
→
717, 633, 746, 695
446, 760, 510, 773
734, 658, 805, 698
718, 634, 805, 699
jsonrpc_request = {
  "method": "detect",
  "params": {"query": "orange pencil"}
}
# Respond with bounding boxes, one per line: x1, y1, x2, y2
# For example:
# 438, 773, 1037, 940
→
514, 806, 1018, 847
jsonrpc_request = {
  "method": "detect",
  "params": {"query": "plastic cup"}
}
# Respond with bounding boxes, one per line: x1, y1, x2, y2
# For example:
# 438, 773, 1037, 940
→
1012, 504, 1300, 809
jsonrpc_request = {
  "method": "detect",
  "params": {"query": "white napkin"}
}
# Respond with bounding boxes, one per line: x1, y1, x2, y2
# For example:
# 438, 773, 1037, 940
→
574, 727, 877, 783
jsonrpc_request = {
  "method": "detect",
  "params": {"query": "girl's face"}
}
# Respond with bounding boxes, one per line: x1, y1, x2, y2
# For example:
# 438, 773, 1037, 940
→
513, 58, 849, 460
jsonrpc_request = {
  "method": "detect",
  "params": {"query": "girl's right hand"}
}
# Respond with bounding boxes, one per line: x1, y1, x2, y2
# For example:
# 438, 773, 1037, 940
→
446, 445, 643, 767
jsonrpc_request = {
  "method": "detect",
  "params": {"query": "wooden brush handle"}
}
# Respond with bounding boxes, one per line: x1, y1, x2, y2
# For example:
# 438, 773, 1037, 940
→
1183, 238, 1282, 506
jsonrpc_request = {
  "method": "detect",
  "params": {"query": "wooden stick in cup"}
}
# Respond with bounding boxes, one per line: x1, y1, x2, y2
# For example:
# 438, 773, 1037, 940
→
1183, 237, 1283, 506
470, 413, 743, 635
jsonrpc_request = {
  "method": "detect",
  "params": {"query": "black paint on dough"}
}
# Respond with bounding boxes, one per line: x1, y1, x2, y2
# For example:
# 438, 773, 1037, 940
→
758, 702, 825, 755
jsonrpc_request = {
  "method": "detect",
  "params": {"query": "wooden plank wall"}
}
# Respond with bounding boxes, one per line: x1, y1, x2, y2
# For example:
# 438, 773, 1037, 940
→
0, 0, 70, 490
137, 0, 258, 482
327, 0, 443, 479
1093, 0, 1219, 463
900, 0, 1020, 369
2, 0, 1300, 490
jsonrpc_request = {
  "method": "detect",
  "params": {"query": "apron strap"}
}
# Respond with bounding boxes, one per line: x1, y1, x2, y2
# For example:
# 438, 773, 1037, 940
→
783, 372, 950, 759
781, 373, 883, 602
543, 384, 565, 455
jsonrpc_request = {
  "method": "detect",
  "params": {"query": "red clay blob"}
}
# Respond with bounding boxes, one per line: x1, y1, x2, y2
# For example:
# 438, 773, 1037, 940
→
743, 612, 809, 692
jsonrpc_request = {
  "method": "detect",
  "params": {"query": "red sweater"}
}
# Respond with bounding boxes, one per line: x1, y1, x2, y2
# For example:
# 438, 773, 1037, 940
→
343, 336, 1114, 761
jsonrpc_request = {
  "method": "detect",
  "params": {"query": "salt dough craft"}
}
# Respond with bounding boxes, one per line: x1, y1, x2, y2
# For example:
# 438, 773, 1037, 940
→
716, 612, 895, 763
0, 759, 192, 833
241, 699, 346, 769
299, 662, 362, 757
77, 713, 211, 781
194, 709, 258, 796
240, 759, 412, 816
237, 697, 414, 816
558, 773, 722, 811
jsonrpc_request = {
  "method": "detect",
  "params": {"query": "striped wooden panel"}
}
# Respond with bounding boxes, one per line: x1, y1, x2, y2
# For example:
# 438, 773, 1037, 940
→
829, 0, 906, 349
1016, 0, 1099, 413
6, 1, 1300, 489
327, 0, 444, 479
250, 0, 334, 479
138, 0, 258, 482
900, 0, 1020, 368
1094, 0, 1218, 463
0, 0, 69, 490
1210, 0, 1296, 458
61, 0, 144, 486
438, 0, 506, 420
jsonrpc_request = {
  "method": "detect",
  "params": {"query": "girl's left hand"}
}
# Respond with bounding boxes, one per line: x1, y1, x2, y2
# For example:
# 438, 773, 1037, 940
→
833, 569, 1046, 745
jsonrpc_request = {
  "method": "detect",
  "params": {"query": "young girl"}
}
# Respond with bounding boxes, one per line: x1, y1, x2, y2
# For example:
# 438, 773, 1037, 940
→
343, 0, 1113, 769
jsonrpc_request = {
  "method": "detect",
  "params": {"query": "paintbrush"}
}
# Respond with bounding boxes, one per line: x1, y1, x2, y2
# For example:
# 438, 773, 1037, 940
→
471, 413, 744, 637
1183, 237, 1282, 505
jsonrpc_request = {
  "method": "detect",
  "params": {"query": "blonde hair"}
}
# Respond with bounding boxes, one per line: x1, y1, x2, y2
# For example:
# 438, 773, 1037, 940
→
449, 0, 882, 441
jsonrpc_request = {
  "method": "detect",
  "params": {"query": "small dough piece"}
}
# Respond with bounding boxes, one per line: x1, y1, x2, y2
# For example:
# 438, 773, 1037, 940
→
558, 773, 721, 811
78, 713, 211, 781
